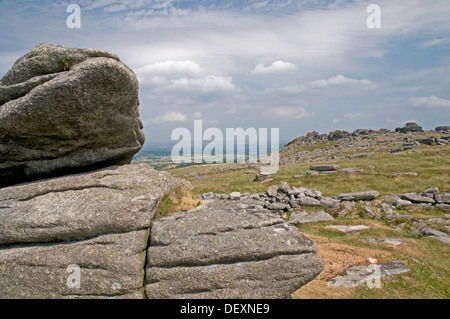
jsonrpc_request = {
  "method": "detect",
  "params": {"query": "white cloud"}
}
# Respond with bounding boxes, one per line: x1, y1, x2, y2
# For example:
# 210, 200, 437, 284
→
332, 118, 340, 123
420, 38, 450, 48
343, 112, 371, 119
149, 111, 188, 123
310, 74, 375, 88
134, 60, 203, 77
408, 95, 450, 109
252, 60, 297, 75
265, 107, 314, 119
265, 85, 306, 95
166, 75, 237, 92
194, 111, 203, 118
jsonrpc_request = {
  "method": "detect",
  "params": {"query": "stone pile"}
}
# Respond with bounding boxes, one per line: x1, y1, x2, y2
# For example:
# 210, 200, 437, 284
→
200, 182, 380, 213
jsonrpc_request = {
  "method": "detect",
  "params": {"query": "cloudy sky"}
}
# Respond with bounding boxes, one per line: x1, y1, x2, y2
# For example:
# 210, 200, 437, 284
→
1, 0, 449, 146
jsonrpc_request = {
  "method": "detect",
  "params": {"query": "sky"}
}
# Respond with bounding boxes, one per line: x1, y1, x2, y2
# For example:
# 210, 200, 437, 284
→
1, 0, 450, 147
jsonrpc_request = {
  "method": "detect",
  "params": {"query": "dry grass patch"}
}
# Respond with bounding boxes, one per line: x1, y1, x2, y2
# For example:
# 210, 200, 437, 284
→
155, 186, 201, 219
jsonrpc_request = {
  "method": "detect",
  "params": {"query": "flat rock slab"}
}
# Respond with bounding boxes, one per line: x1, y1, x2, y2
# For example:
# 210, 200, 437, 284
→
361, 238, 404, 246
401, 193, 435, 204
339, 191, 379, 201
310, 165, 340, 171
0, 164, 187, 298
288, 211, 334, 225
328, 261, 410, 287
326, 225, 370, 235
412, 227, 450, 243
145, 199, 324, 299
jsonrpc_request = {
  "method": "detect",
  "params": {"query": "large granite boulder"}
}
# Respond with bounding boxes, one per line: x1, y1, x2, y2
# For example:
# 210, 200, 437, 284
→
0, 164, 186, 298
0, 43, 145, 188
145, 199, 324, 299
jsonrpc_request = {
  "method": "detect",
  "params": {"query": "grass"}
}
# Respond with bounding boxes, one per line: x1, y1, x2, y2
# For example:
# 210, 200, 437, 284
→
154, 186, 201, 219
169, 148, 450, 197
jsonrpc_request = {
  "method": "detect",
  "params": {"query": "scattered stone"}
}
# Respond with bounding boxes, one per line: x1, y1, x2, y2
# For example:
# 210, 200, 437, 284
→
363, 207, 376, 218
310, 164, 340, 171
361, 238, 403, 246
338, 191, 379, 201
320, 197, 340, 209
423, 187, 439, 197
384, 213, 413, 221
412, 227, 450, 243
383, 196, 400, 205
436, 194, 450, 204
401, 193, 435, 204
266, 185, 278, 197
338, 167, 364, 174
201, 192, 215, 200
394, 198, 413, 208
287, 211, 308, 225
229, 192, 241, 201
325, 225, 370, 235
390, 172, 418, 177
381, 203, 394, 215
289, 211, 334, 225
254, 173, 271, 182
328, 261, 410, 287
306, 171, 319, 176
367, 258, 378, 264
267, 202, 290, 211
298, 196, 321, 207
278, 182, 290, 194
435, 204, 450, 210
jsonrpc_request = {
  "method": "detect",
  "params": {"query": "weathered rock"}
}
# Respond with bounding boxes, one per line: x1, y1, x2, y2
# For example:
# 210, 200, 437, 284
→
320, 197, 341, 209
363, 206, 376, 218
267, 202, 290, 211
401, 193, 435, 204
328, 261, 410, 287
394, 198, 413, 208
266, 185, 278, 197
145, 199, 323, 299
0, 164, 187, 298
395, 122, 423, 133
298, 196, 321, 207
310, 164, 340, 171
338, 167, 364, 174
229, 192, 241, 200
326, 225, 370, 235
423, 187, 439, 197
412, 227, 450, 243
361, 238, 403, 246
0, 44, 145, 188
436, 194, 450, 204
435, 126, 450, 132
278, 182, 290, 194
338, 191, 379, 201
288, 211, 334, 225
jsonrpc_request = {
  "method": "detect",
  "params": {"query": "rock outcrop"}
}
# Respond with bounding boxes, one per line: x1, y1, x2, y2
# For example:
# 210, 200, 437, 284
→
395, 122, 423, 133
0, 164, 186, 298
145, 199, 324, 299
0, 43, 145, 188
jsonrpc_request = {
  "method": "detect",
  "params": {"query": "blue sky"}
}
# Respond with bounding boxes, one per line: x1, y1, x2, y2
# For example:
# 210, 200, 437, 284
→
1, 0, 450, 145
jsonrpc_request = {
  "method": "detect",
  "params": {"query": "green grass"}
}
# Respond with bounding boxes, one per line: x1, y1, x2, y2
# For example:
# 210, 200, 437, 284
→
169, 148, 450, 197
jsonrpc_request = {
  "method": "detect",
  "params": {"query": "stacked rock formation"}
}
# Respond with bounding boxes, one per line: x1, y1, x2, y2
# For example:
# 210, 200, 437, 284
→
0, 43, 145, 188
